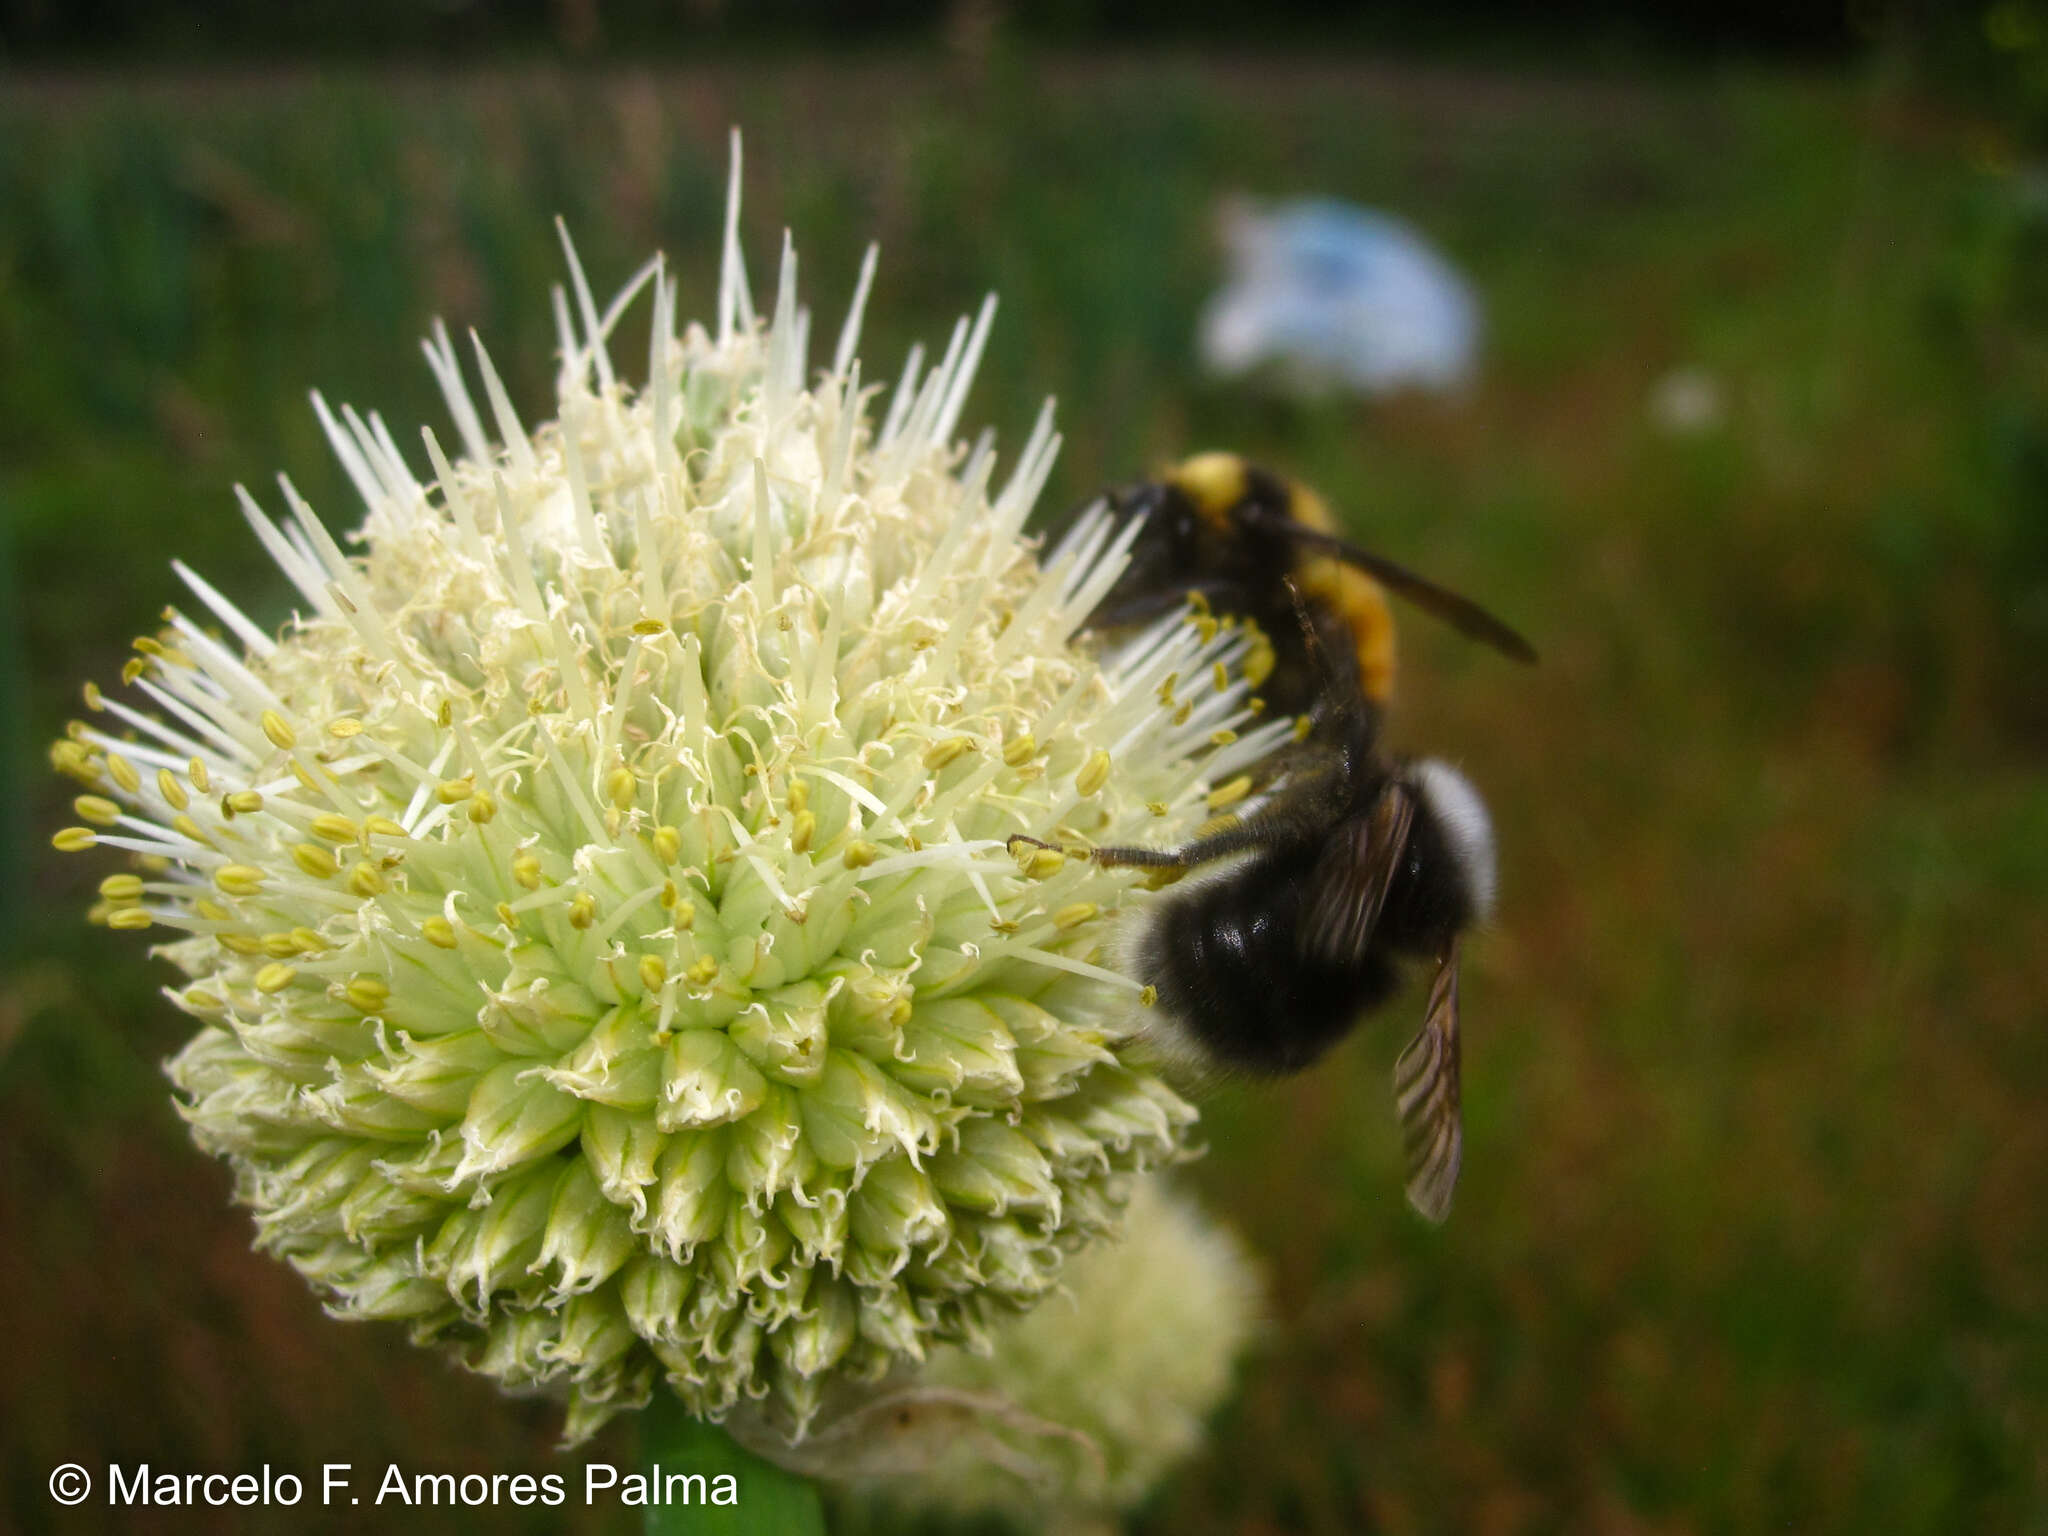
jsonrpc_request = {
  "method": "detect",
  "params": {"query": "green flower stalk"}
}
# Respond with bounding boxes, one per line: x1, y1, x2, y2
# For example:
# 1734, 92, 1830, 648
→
51, 138, 1290, 1442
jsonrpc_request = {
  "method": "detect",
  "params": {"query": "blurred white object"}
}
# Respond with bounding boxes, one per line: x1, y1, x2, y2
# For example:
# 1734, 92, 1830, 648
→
1199, 195, 1480, 395
1647, 365, 1724, 435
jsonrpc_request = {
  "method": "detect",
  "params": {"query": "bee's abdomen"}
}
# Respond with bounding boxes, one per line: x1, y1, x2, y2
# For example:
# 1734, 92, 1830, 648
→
1140, 854, 1397, 1075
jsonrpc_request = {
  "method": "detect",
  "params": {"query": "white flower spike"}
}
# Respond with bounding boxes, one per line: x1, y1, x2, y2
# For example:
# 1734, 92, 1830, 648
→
52, 133, 1286, 1442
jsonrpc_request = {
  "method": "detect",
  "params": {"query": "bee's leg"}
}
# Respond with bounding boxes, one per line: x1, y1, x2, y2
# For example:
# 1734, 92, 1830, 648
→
1007, 823, 1261, 872
1008, 750, 1352, 873
1008, 815, 1280, 874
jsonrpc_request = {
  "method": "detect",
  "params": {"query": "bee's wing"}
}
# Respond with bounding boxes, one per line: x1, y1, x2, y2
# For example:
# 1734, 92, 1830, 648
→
1394, 941, 1464, 1224
1300, 782, 1413, 965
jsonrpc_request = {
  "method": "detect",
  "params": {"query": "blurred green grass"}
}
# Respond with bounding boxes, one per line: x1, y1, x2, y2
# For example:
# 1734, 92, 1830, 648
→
3, 54, 2046, 1535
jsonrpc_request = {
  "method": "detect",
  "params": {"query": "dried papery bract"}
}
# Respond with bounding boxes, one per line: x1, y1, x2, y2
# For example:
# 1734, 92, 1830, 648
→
52, 136, 1290, 1440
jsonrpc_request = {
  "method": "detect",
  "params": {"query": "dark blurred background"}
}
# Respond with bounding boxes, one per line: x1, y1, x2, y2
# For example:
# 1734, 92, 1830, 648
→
5, 3, 2048, 1533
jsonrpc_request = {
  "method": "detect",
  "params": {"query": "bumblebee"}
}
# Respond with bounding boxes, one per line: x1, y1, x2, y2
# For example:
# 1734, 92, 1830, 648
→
1025, 453, 1532, 1222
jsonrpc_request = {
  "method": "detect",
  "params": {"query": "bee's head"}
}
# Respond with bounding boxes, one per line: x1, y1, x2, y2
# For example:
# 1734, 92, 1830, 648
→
1406, 758, 1497, 924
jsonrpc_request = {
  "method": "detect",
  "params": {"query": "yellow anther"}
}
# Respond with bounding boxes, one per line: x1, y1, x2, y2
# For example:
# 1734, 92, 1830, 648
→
1206, 775, 1254, 812
1053, 901, 1100, 930
468, 792, 497, 824
289, 760, 322, 795
82, 681, 106, 711
604, 808, 623, 840
989, 916, 1020, 934
132, 636, 165, 658
606, 767, 637, 811
1249, 697, 1268, 716
495, 901, 519, 930
436, 699, 452, 727
1293, 714, 1315, 742
291, 927, 329, 952
435, 776, 474, 804
107, 906, 153, 931
1002, 732, 1038, 767
1210, 729, 1239, 746
291, 844, 339, 880
260, 710, 297, 750
218, 933, 265, 956
106, 754, 140, 794
327, 717, 363, 738
224, 790, 264, 815
364, 816, 408, 839
310, 814, 359, 843
195, 899, 230, 923
136, 854, 170, 875
631, 617, 668, 636
1244, 638, 1277, 689
99, 874, 145, 903
788, 778, 810, 815
187, 757, 211, 794
567, 892, 598, 930
1186, 589, 1212, 617
157, 768, 189, 810
171, 814, 209, 846
1172, 702, 1193, 725
121, 658, 146, 685
1212, 661, 1230, 692
182, 990, 222, 1011
842, 840, 880, 870
1140, 984, 1159, 1007
652, 825, 682, 864
1075, 750, 1112, 797
639, 954, 669, 993
789, 810, 816, 854
421, 916, 458, 949
512, 852, 542, 890
673, 901, 696, 930
1147, 800, 1170, 816
1023, 846, 1066, 880
923, 736, 975, 772
254, 963, 296, 994
73, 795, 123, 827
50, 740, 101, 786
658, 880, 679, 910
262, 932, 300, 959
345, 977, 391, 1013
888, 997, 914, 1027
346, 862, 385, 898
1196, 615, 1220, 645
686, 954, 719, 985
1197, 812, 1243, 839
1157, 673, 1179, 707
214, 865, 268, 896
